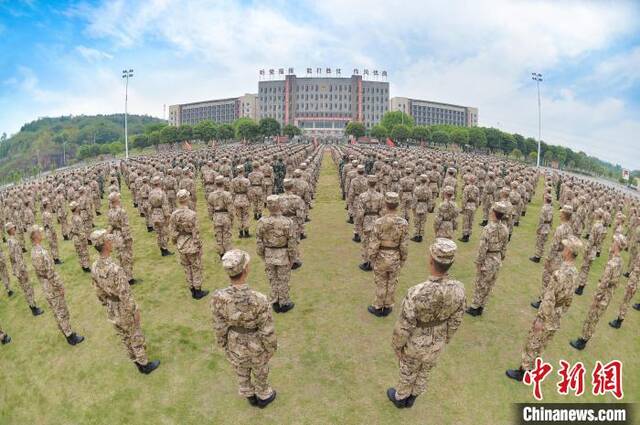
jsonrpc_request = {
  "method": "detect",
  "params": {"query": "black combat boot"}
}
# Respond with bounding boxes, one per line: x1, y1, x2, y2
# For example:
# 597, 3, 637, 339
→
596, 252, 600, 257
465, 306, 483, 317
584, 234, 589, 239
574, 285, 585, 295
479, 220, 488, 227
160, 248, 174, 257
347, 216, 354, 224
66, 332, 85, 346
1, 334, 11, 345
256, 391, 277, 409
623, 272, 630, 278
405, 395, 417, 408
244, 230, 251, 238
239, 230, 244, 238
352, 233, 361, 243
54, 258, 63, 265
367, 305, 385, 317
133, 202, 138, 208
272, 303, 281, 313
569, 338, 587, 350
386, 388, 407, 408
508, 234, 512, 242
359, 262, 372, 272
7, 290, 14, 297
96, 211, 102, 216
608, 318, 623, 329
22, 247, 27, 253
505, 368, 526, 382
381, 307, 393, 316
82, 267, 91, 273
147, 226, 154, 232
300, 233, 307, 240
529, 256, 540, 263
410, 235, 422, 243
30, 306, 44, 316
87, 239, 92, 245
514, 221, 519, 227
530, 300, 541, 309
63, 235, 69, 241
129, 278, 141, 285
278, 302, 295, 313
521, 211, 526, 216
458, 235, 469, 243
305, 217, 310, 223
292, 261, 302, 270
136, 360, 160, 375
247, 395, 258, 406
191, 288, 209, 300
633, 303, 640, 311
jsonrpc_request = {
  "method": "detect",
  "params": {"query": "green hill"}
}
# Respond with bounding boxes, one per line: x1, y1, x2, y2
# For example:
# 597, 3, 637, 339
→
0, 114, 165, 184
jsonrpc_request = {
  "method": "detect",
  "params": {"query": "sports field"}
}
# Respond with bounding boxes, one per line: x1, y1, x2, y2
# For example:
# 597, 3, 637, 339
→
0, 153, 637, 424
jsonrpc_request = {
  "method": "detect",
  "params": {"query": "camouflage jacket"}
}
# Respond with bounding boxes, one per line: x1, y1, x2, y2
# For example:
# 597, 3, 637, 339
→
538, 261, 579, 331
537, 204, 554, 234
170, 207, 202, 254
356, 189, 384, 231
370, 213, 409, 263
207, 190, 234, 225
548, 222, 573, 256
256, 215, 296, 266
91, 257, 138, 322
475, 221, 509, 264
31, 245, 60, 288
107, 207, 133, 241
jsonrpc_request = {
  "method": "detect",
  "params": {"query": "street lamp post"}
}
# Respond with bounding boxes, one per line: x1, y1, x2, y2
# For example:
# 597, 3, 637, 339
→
531, 72, 543, 167
122, 69, 134, 159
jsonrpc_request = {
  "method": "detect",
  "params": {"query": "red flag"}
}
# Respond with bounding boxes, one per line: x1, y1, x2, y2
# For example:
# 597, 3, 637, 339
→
386, 138, 395, 147
184, 141, 192, 151
350, 136, 356, 145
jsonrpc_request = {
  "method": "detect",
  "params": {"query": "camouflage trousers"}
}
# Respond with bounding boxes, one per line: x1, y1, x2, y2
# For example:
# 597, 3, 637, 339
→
57, 214, 70, 239
0, 260, 11, 293
229, 357, 274, 399
434, 221, 454, 239
482, 197, 494, 221
114, 313, 148, 365
13, 266, 35, 307
249, 187, 263, 217
93, 197, 101, 215
361, 230, 373, 263
0, 327, 5, 340
81, 210, 93, 235
400, 197, 412, 222
521, 324, 556, 370
395, 353, 438, 399
167, 195, 176, 212
141, 202, 152, 227
45, 227, 59, 260
540, 255, 562, 299
372, 252, 402, 309
42, 284, 72, 337
265, 263, 292, 305
428, 195, 437, 214
235, 205, 250, 232
461, 208, 476, 237
581, 287, 615, 341
617, 274, 638, 320
577, 256, 595, 288
471, 256, 502, 309
114, 236, 134, 281
413, 212, 427, 237
152, 218, 169, 251
534, 231, 550, 258
179, 252, 203, 290
72, 235, 90, 269
213, 224, 233, 256
627, 246, 638, 273
262, 183, 273, 199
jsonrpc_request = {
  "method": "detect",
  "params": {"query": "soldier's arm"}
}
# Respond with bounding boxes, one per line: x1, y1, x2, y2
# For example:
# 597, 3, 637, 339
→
391, 297, 416, 353
399, 223, 409, 263
286, 220, 296, 262
92, 277, 109, 306
257, 298, 277, 354
537, 279, 557, 327
445, 297, 465, 343
475, 231, 488, 265
211, 298, 229, 349
169, 215, 178, 245
354, 196, 364, 227
255, 222, 265, 258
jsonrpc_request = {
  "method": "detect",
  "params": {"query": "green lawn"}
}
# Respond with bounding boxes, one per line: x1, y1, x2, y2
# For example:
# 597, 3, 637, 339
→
0, 153, 637, 425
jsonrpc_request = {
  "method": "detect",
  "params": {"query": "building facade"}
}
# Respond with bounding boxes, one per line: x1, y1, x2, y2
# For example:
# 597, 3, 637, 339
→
168, 94, 257, 127
390, 97, 478, 127
258, 74, 389, 138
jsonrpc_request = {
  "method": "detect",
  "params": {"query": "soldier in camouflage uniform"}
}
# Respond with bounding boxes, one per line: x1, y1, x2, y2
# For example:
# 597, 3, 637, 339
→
107, 192, 136, 284
29, 226, 84, 345
0, 244, 13, 297
387, 238, 465, 408
570, 234, 626, 350
170, 190, 209, 299
480, 172, 497, 226
529, 194, 554, 262
256, 196, 297, 313
248, 162, 264, 220
6, 222, 43, 315
272, 156, 286, 194
433, 186, 458, 239
466, 202, 510, 316
368, 192, 409, 317
69, 201, 91, 273
623, 225, 640, 278
280, 179, 304, 269
574, 208, 607, 295
207, 176, 234, 258
507, 236, 582, 381
356, 175, 384, 271
164, 169, 178, 211
89, 229, 160, 374
149, 176, 173, 257
349, 165, 368, 241
211, 249, 278, 408
410, 174, 431, 243
398, 168, 415, 222
55, 186, 70, 240
459, 175, 479, 243
531, 205, 574, 309
610, 250, 639, 328
232, 166, 251, 238
41, 198, 62, 264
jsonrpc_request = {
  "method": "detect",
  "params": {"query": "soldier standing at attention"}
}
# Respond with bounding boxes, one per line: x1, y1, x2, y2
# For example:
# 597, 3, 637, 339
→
348, 165, 368, 241
0, 243, 13, 297
55, 185, 70, 240
170, 190, 209, 300
272, 156, 286, 194
207, 176, 235, 259
256, 196, 296, 313
531, 205, 574, 309
570, 234, 626, 351
232, 166, 251, 238
6, 222, 43, 316
398, 168, 415, 222
506, 236, 582, 382
459, 174, 479, 243
368, 192, 409, 317
211, 249, 278, 408
248, 161, 264, 220
410, 174, 430, 243
480, 172, 497, 227
466, 202, 510, 317
89, 229, 160, 374
529, 194, 554, 263
442, 167, 457, 199
164, 169, 178, 211
280, 179, 304, 269
69, 201, 91, 273
356, 175, 384, 271
387, 238, 465, 408
433, 186, 458, 239
574, 208, 607, 296
149, 176, 173, 257
0, 325, 11, 345
609, 249, 639, 329
107, 192, 136, 284
29, 226, 84, 345
41, 198, 63, 264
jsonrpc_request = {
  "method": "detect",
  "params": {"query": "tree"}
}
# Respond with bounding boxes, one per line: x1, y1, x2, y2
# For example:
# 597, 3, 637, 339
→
411, 126, 430, 144
525, 137, 538, 156
235, 118, 260, 141
390, 124, 411, 143
345, 122, 366, 139
259, 118, 281, 138
218, 124, 235, 141
513, 133, 526, 154
132, 134, 149, 149
380, 111, 414, 131
500, 132, 516, 154
369, 124, 388, 141
177, 125, 193, 142
468, 127, 487, 149
282, 124, 302, 138
484, 128, 502, 152
528, 151, 537, 164
160, 125, 179, 145
510, 148, 523, 160
431, 130, 450, 146
450, 128, 469, 146
193, 120, 217, 143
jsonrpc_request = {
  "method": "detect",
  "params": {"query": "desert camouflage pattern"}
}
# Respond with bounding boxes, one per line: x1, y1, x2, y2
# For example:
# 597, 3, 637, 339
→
70, 211, 90, 269
534, 203, 554, 258
356, 189, 384, 263
170, 206, 203, 290
433, 199, 458, 239
107, 204, 134, 281
577, 220, 606, 288
256, 213, 296, 305
461, 182, 480, 237
8, 235, 35, 307
31, 245, 72, 336
470, 220, 509, 309
149, 186, 171, 251
207, 188, 235, 256
581, 255, 623, 340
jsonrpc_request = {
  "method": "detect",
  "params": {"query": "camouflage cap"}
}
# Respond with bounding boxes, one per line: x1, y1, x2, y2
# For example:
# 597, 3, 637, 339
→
293, 169, 303, 177
561, 205, 573, 215
356, 165, 365, 172
266, 195, 281, 211
176, 189, 190, 202
222, 249, 250, 277
29, 224, 44, 239
492, 201, 510, 214
613, 233, 627, 250
69, 201, 79, 211
283, 178, 294, 188
419, 174, 428, 182
41, 197, 50, 205
150, 176, 161, 185
384, 192, 400, 205
90, 229, 113, 246
443, 186, 454, 196
4, 222, 15, 232
430, 238, 457, 265
561, 235, 583, 255
367, 175, 378, 184
594, 208, 604, 218
215, 175, 225, 184
108, 192, 121, 202
447, 167, 456, 174
236, 165, 244, 171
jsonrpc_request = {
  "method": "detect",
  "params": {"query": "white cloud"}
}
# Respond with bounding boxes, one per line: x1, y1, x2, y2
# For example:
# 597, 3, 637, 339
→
75, 45, 114, 62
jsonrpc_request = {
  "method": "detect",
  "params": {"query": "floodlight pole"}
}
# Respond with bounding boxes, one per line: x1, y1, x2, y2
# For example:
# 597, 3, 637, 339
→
122, 69, 134, 159
532, 72, 543, 168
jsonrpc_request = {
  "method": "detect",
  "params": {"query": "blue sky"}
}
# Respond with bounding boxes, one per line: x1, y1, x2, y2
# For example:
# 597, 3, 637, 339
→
1, 0, 639, 168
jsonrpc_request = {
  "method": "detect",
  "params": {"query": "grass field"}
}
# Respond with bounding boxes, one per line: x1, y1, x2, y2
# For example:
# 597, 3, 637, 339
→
0, 152, 638, 425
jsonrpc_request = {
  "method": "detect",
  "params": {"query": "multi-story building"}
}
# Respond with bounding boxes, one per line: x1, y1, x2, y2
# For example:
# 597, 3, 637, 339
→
390, 97, 478, 127
258, 73, 389, 137
168, 93, 257, 127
